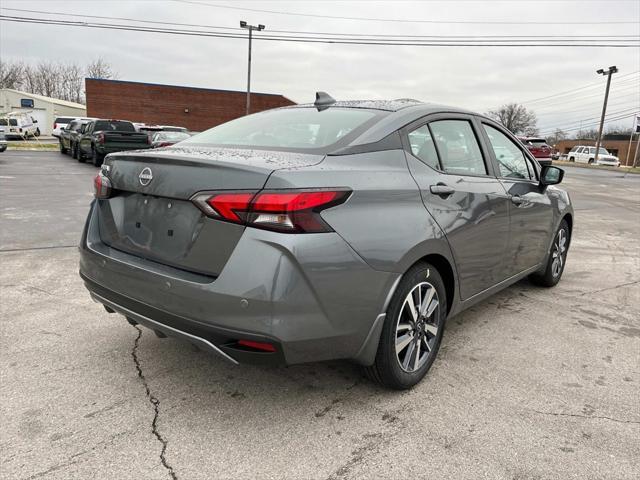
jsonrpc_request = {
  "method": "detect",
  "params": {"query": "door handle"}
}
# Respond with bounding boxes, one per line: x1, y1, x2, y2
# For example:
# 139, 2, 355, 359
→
430, 183, 455, 197
510, 195, 524, 205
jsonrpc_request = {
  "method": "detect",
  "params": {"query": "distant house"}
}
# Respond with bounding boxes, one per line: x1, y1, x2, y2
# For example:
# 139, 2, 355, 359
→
0, 89, 87, 136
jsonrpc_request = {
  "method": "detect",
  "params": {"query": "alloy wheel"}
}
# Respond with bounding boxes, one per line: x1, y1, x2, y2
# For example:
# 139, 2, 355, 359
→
395, 281, 440, 373
551, 228, 567, 277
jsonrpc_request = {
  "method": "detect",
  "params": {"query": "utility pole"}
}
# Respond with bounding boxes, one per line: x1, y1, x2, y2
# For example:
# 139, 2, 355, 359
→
240, 21, 265, 116
594, 66, 618, 163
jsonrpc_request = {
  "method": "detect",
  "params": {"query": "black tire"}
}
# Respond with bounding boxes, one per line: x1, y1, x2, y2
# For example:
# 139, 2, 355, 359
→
59, 139, 68, 154
569, 156, 575, 162
35, 128, 40, 137
588, 158, 594, 164
530, 219, 570, 288
364, 262, 447, 390
77, 144, 86, 162
92, 147, 104, 167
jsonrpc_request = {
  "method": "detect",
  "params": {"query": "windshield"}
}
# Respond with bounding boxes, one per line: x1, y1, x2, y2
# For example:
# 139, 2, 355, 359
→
183, 108, 380, 150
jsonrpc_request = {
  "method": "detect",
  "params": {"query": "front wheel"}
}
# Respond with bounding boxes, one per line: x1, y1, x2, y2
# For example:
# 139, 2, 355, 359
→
364, 262, 446, 390
569, 156, 575, 162
530, 220, 570, 287
59, 139, 68, 154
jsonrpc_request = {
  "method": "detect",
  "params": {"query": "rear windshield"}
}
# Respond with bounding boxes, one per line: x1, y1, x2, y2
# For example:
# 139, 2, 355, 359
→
183, 108, 380, 150
1, 119, 19, 126
153, 131, 190, 142
55, 117, 75, 123
528, 139, 548, 146
93, 120, 135, 132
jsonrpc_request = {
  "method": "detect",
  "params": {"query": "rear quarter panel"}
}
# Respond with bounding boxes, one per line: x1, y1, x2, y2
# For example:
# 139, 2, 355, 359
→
265, 149, 457, 278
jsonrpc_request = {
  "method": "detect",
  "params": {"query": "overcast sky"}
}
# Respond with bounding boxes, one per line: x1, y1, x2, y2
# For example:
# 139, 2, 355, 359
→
1, 0, 639, 135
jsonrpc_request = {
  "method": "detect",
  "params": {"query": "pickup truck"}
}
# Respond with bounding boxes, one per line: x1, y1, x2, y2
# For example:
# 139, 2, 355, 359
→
77, 119, 151, 167
59, 118, 95, 156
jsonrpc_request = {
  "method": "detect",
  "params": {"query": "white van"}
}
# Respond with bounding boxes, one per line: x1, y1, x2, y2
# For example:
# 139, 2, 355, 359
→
0, 113, 40, 139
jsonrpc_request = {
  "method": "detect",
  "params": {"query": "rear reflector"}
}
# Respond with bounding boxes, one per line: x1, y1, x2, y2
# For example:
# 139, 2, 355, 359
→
191, 189, 350, 233
237, 340, 276, 352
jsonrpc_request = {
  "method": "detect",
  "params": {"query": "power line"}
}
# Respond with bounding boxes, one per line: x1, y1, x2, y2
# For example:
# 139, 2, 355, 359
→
2, 15, 639, 47
539, 112, 637, 134
3, 7, 639, 40
539, 107, 639, 131
171, 0, 640, 25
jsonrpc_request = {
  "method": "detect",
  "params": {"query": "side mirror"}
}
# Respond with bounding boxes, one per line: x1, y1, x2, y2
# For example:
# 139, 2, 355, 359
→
540, 165, 564, 186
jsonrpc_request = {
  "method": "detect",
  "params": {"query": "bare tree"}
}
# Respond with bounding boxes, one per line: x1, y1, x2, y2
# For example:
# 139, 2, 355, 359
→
1, 58, 117, 104
546, 128, 568, 146
486, 103, 538, 136
574, 128, 599, 140
86, 58, 118, 80
0, 60, 24, 89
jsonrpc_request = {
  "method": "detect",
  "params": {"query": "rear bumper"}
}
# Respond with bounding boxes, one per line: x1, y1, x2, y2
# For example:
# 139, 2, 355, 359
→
79, 201, 398, 366
97, 145, 151, 154
82, 273, 286, 365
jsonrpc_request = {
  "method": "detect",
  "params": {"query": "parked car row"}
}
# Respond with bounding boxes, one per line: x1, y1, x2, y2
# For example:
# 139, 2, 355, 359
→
58, 119, 191, 166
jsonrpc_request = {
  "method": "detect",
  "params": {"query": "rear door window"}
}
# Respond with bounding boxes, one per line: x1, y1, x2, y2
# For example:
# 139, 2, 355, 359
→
407, 125, 440, 170
429, 120, 487, 175
482, 124, 532, 180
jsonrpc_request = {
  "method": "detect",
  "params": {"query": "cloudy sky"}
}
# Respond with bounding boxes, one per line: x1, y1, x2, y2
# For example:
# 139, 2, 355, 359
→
1, 0, 639, 135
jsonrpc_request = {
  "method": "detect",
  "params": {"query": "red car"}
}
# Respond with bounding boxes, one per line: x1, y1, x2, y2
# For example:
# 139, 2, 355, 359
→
518, 137, 553, 166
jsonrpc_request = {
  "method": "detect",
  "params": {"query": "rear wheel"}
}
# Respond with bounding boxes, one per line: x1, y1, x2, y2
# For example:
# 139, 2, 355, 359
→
76, 144, 86, 162
530, 220, 570, 287
92, 146, 104, 167
588, 158, 594, 164
364, 262, 446, 390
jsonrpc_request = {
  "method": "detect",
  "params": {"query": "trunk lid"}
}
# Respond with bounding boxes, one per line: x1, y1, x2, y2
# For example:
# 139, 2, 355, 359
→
96, 146, 323, 277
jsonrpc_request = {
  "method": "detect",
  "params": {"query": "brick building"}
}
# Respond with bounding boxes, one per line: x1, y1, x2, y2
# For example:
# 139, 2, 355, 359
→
85, 78, 295, 132
555, 134, 639, 166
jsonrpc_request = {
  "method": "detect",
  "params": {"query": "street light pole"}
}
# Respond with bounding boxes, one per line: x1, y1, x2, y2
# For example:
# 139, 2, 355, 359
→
240, 21, 265, 116
594, 65, 618, 164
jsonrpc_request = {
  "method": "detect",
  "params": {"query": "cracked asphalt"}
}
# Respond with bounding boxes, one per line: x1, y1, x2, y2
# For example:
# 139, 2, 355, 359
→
1, 151, 639, 479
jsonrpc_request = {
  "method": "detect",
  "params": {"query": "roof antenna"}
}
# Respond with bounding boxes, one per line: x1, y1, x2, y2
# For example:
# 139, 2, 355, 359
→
314, 91, 336, 111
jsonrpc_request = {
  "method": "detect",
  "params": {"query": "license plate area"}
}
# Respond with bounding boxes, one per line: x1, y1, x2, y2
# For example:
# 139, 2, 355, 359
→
97, 193, 203, 264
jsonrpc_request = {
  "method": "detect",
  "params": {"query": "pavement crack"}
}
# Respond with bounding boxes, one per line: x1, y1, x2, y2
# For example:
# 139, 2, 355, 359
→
532, 409, 640, 425
131, 325, 178, 480
579, 280, 640, 296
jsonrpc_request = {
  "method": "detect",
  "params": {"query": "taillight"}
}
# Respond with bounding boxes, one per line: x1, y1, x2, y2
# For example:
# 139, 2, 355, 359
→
191, 189, 350, 233
53, 123, 57, 129
93, 173, 112, 199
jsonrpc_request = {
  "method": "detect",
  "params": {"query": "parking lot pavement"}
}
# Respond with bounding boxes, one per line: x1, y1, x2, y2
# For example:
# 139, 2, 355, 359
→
1, 151, 639, 480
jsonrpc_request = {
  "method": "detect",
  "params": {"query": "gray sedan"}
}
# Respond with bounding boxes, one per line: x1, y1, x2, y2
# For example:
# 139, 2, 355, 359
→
80, 94, 572, 389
